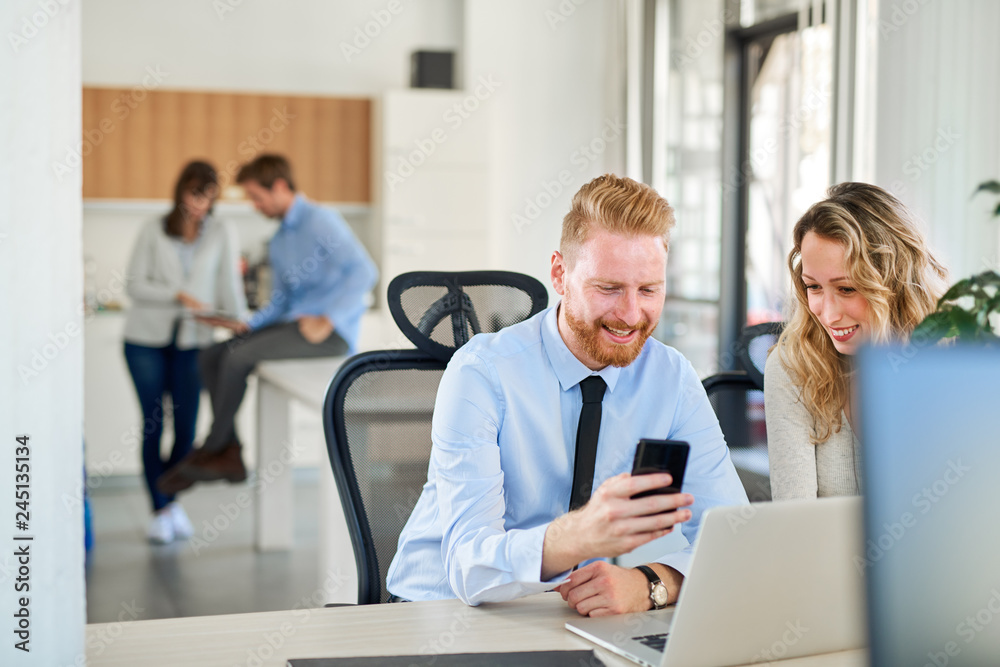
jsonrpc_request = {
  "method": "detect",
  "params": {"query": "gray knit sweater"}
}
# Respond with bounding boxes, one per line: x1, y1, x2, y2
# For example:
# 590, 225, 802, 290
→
763, 351, 862, 500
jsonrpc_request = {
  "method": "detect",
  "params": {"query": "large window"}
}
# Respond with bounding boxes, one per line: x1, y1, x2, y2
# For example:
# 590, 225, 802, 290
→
648, 1, 834, 375
652, 0, 728, 377
745, 21, 832, 324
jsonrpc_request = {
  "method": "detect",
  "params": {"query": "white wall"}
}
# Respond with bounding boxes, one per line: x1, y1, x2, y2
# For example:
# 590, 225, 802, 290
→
82, 0, 463, 95
464, 0, 628, 293
873, 0, 1000, 281
1, 1, 85, 663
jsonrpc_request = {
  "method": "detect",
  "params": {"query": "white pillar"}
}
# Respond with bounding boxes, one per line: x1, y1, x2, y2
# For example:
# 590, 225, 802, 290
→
0, 1, 85, 664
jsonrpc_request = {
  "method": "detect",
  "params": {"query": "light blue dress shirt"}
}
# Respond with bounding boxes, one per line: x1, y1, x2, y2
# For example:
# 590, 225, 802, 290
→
386, 305, 749, 605
245, 195, 378, 352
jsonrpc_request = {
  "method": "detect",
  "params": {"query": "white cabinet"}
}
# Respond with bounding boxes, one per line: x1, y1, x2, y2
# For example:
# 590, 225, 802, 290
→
374, 89, 493, 285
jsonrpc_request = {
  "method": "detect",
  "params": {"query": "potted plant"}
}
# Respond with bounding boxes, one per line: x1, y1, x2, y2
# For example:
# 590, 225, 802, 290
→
911, 181, 1000, 344
912, 271, 1000, 343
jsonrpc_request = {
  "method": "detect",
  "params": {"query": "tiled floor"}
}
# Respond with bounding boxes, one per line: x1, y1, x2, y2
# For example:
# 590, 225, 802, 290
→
85, 469, 326, 624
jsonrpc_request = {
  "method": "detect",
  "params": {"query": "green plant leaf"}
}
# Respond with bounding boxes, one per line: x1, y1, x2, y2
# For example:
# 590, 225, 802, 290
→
912, 310, 955, 344
940, 278, 975, 303
970, 270, 1000, 288
974, 180, 1000, 195
994, 201, 1000, 218
987, 293, 1000, 318
951, 308, 980, 340
978, 270, 1000, 285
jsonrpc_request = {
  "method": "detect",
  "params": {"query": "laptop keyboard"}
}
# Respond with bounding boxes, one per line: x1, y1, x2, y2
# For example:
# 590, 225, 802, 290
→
632, 632, 670, 653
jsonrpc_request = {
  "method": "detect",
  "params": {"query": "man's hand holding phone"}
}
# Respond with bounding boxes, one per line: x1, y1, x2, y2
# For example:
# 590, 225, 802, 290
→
545, 438, 694, 615
630, 439, 690, 504
542, 438, 694, 581
542, 472, 693, 581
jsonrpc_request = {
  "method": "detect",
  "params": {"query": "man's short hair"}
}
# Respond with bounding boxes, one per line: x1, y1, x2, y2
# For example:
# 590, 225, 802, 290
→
236, 154, 297, 191
560, 174, 675, 264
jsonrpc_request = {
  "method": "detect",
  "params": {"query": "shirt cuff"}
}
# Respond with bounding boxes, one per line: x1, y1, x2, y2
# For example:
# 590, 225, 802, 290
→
655, 547, 693, 579
243, 311, 269, 331
508, 523, 572, 592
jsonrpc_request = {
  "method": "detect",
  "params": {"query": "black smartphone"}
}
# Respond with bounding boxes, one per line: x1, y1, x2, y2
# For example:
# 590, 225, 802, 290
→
630, 438, 690, 501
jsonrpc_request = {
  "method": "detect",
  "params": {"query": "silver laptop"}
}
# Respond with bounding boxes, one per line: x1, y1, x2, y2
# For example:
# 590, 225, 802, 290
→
566, 497, 866, 667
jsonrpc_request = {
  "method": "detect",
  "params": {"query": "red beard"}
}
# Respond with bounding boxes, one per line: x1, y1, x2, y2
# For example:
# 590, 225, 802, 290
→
563, 299, 656, 368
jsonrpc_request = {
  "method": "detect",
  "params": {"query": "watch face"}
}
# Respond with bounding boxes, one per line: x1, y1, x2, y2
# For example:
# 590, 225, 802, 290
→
652, 583, 669, 606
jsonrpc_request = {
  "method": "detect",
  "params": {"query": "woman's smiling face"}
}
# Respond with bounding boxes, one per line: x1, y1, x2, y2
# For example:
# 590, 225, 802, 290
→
800, 231, 871, 355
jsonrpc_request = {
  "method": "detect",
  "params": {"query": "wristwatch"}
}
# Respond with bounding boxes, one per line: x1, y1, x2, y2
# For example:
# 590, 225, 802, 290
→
635, 565, 669, 609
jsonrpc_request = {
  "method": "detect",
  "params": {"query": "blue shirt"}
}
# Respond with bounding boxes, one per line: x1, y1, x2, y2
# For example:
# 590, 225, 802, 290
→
386, 305, 749, 605
245, 195, 378, 352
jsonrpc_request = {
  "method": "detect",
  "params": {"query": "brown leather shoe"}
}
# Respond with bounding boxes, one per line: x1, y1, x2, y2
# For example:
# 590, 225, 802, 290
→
157, 443, 247, 495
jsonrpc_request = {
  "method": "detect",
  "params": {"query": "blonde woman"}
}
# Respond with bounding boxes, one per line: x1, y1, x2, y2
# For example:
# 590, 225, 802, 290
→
764, 182, 948, 499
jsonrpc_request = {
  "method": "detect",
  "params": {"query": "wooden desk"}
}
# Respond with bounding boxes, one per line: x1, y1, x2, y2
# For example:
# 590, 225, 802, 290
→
86, 592, 867, 667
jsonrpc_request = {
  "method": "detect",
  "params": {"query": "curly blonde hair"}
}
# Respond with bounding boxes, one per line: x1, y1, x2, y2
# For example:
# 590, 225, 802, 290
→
775, 182, 948, 444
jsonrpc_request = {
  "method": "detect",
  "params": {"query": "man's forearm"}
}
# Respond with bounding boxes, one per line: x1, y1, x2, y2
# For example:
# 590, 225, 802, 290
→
540, 513, 586, 580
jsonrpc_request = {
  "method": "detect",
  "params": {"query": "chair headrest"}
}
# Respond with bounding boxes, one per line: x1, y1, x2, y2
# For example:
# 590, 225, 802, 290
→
387, 271, 549, 363
739, 321, 784, 389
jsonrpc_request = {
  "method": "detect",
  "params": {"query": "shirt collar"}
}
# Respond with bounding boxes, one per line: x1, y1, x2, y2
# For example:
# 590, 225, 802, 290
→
281, 194, 307, 229
541, 303, 621, 394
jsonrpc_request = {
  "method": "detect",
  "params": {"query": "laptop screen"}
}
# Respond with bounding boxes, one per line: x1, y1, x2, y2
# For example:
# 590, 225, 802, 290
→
859, 344, 1000, 666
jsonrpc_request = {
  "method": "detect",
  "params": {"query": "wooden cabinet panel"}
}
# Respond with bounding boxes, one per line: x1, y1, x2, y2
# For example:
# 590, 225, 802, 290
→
82, 88, 371, 203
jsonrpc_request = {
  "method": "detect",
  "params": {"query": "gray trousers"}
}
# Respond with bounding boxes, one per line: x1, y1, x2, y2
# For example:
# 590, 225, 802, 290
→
198, 322, 348, 453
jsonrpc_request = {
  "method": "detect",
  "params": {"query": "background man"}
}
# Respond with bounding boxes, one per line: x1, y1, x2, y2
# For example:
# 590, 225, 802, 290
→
386, 174, 747, 615
158, 154, 378, 493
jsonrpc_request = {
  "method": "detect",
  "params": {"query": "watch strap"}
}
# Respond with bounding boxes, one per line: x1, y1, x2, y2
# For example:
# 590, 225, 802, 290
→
635, 564, 660, 585
635, 565, 667, 609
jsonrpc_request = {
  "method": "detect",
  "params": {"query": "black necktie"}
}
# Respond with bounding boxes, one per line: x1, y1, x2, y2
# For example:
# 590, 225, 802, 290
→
569, 375, 607, 511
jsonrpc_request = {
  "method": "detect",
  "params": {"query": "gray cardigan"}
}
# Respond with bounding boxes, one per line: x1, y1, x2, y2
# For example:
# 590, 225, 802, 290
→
123, 215, 247, 350
763, 350, 862, 500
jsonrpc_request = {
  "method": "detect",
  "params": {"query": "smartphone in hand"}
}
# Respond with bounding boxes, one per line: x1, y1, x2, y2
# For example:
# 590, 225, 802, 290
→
630, 438, 690, 504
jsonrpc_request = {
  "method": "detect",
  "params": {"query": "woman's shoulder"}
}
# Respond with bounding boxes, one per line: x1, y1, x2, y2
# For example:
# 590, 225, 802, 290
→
763, 343, 791, 381
199, 213, 222, 232
139, 216, 166, 233
199, 215, 238, 239
134, 217, 168, 245
764, 342, 805, 399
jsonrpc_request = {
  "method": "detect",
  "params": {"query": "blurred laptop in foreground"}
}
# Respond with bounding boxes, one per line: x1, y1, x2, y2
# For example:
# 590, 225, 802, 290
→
859, 344, 1000, 667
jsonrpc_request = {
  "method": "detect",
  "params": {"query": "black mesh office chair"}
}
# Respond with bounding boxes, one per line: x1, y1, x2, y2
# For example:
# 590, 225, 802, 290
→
737, 322, 783, 390
703, 322, 783, 502
322, 271, 548, 605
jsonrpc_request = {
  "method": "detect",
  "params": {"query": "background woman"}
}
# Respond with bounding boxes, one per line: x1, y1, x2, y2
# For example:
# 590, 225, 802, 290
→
123, 161, 247, 543
765, 182, 948, 499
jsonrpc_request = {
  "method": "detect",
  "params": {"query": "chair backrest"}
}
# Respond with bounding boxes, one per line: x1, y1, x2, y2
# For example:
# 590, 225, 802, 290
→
323, 271, 548, 604
736, 321, 783, 390
702, 323, 781, 502
388, 270, 549, 363
702, 371, 771, 502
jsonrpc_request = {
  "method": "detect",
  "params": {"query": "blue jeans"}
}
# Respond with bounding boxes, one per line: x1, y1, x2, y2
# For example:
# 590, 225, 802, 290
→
124, 340, 202, 512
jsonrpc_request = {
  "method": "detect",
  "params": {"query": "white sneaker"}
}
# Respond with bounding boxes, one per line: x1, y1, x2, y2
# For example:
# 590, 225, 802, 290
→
147, 512, 175, 545
167, 503, 194, 539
